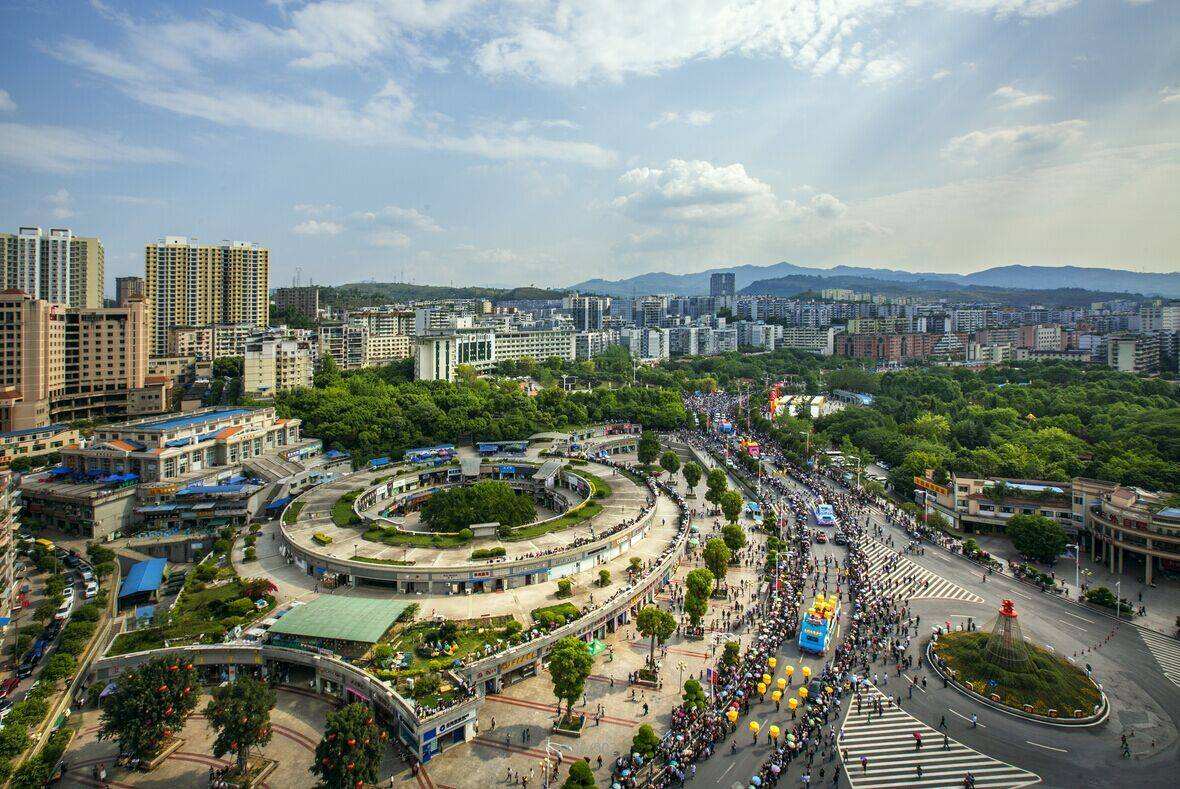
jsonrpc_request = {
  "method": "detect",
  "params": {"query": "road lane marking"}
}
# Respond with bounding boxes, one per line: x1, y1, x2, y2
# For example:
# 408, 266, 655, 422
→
1056, 619, 1087, 632
1025, 741, 1067, 753
948, 708, 987, 728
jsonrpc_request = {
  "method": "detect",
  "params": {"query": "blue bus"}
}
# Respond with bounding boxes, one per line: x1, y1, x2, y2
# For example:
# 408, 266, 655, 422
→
797, 596, 840, 655
813, 503, 838, 527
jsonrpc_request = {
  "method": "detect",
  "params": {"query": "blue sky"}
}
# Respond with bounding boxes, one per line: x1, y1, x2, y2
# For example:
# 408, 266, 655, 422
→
0, 0, 1176, 292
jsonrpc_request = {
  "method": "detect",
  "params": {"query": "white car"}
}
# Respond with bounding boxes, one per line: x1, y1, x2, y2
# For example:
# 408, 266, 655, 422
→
83, 581, 99, 599
54, 599, 72, 621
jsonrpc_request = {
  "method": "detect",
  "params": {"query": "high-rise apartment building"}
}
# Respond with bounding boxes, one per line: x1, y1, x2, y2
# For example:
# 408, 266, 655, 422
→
0, 291, 166, 432
244, 337, 314, 397
115, 275, 145, 306
569, 295, 608, 332
710, 272, 735, 298
144, 236, 269, 355
1, 227, 105, 307
273, 285, 320, 320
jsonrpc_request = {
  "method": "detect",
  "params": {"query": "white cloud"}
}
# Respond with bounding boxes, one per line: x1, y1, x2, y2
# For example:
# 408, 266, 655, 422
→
293, 219, 345, 236
1161, 87, 1180, 105
810, 193, 848, 219
942, 120, 1088, 164
861, 57, 907, 84
45, 188, 74, 220
0, 122, 179, 173
357, 206, 443, 233
293, 203, 338, 216
992, 84, 1053, 110
105, 194, 167, 207
647, 110, 715, 129
0, 89, 15, 112
613, 159, 780, 226
368, 229, 411, 247
931, 69, 952, 81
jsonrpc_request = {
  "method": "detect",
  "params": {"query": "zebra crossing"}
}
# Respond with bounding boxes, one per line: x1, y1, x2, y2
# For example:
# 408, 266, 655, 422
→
1139, 627, 1180, 688
839, 686, 1040, 788
861, 540, 985, 604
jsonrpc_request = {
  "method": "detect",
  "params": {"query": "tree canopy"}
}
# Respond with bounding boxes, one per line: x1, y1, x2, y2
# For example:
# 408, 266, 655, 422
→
1007, 514, 1069, 563
548, 637, 594, 721
205, 675, 276, 775
98, 657, 199, 761
635, 606, 676, 667
420, 480, 536, 533
309, 703, 386, 788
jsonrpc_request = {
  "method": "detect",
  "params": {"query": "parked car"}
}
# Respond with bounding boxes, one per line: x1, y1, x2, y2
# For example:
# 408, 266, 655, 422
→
83, 581, 99, 599
80, 568, 94, 583
54, 599, 72, 621
0, 677, 20, 698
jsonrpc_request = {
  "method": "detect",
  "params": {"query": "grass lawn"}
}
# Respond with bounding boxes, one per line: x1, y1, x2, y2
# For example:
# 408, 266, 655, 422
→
933, 631, 1101, 714
382, 621, 508, 677
281, 501, 304, 525
362, 526, 472, 549
575, 469, 613, 499
110, 577, 275, 656
530, 602, 580, 626
331, 490, 363, 527
502, 500, 603, 541
353, 556, 415, 565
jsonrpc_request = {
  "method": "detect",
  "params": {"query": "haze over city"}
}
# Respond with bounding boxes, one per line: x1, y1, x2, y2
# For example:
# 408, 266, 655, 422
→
1, 0, 1177, 291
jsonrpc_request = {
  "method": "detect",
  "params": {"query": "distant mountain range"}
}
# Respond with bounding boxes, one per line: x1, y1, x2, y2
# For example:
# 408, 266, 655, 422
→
570, 262, 1180, 299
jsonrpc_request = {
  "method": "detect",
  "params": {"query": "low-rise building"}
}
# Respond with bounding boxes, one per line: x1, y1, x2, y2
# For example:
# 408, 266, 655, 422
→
1106, 333, 1160, 375
0, 423, 78, 469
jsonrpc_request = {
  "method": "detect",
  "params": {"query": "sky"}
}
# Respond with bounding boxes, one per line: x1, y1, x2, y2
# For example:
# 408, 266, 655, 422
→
0, 0, 1177, 293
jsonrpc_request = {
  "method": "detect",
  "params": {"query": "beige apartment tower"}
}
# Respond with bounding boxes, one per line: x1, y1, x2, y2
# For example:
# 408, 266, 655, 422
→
0, 227, 105, 308
0, 291, 166, 432
144, 236, 269, 356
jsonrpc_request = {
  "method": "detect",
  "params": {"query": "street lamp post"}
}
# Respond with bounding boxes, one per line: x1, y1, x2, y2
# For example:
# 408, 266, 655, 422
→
1115, 580, 1121, 621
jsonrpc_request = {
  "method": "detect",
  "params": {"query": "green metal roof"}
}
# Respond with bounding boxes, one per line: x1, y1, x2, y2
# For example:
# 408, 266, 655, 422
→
267, 596, 411, 644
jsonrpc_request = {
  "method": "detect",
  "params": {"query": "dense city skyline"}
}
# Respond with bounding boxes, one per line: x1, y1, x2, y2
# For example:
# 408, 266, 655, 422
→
0, 1, 1177, 292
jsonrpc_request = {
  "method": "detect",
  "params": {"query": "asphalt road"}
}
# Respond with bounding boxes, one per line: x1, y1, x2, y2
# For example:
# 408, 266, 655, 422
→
688, 459, 1180, 789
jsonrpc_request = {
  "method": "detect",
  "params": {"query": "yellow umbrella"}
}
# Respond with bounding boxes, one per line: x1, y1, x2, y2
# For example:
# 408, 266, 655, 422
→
799, 686, 809, 699
769, 725, 780, 739
749, 721, 760, 733
757, 682, 767, 694
785, 666, 795, 677
762, 674, 771, 685
771, 690, 782, 702
726, 709, 739, 723
768, 657, 777, 669
788, 698, 798, 710
776, 677, 786, 690
802, 666, 812, 679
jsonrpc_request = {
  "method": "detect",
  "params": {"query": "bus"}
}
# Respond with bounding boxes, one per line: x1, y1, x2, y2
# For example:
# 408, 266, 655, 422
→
34, 538, 56, 553
813, 504, 838, 527
798, 595, 840, 655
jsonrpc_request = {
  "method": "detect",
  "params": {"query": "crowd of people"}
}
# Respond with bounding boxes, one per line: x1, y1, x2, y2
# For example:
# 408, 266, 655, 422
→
606, 395, 988, 789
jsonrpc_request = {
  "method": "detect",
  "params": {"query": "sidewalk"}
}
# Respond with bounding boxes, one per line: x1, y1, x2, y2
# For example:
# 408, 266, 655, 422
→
971, 532, 1180, 636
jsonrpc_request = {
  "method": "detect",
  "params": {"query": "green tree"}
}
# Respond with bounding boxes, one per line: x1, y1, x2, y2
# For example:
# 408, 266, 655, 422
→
205, 675, 276, 776
598, 569, 611, 587
704, 467, 727, 506
682, 461, 702, 495
720, 490, 743, 525
721, 641, 740, 668
1006, 514, 1068, 563
721, 523, 747, 553
309, 703, 385, 788
635, 606, 676, 667
659, 450, 681, 476
548, 637, 594, 724
98, 657, 200, 761
702, 538, 731, 592
631, 723, 660, 759
682, 678, 708, 710
762, 509, 778, 534
0, 724, 28, 759
563, 760, 598, 789
421, 480, 536, 533
684, 568, 714, 627
313, 354, 342, 388
40, 653, 76, 683
638, 431, 660, 465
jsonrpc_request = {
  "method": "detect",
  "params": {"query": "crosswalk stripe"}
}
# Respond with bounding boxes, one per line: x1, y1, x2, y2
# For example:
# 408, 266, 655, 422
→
1138, 628, 1180, 688
861, 540, 985, 604
839, 686, 1039, 789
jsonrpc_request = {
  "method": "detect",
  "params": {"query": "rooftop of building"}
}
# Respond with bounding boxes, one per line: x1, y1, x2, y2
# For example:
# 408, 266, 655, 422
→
0, 423, 73, 439
266, 596, 411, 645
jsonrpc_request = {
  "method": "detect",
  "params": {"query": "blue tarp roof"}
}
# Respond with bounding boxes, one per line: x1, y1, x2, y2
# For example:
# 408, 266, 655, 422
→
119, 558, 166, 599
325, 449, 349, 459
370, 457, 391, 468
177, 483, 248, 495
266, 496, 293, 510
135, 605, 155, 619
137, 408, 252, 432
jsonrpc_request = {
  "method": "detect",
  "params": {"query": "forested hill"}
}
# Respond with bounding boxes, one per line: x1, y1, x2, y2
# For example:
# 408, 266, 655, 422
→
317, 282, 565, 307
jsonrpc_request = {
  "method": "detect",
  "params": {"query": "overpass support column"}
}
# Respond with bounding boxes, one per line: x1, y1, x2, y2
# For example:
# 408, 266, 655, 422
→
1145, 544, 1153, 585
